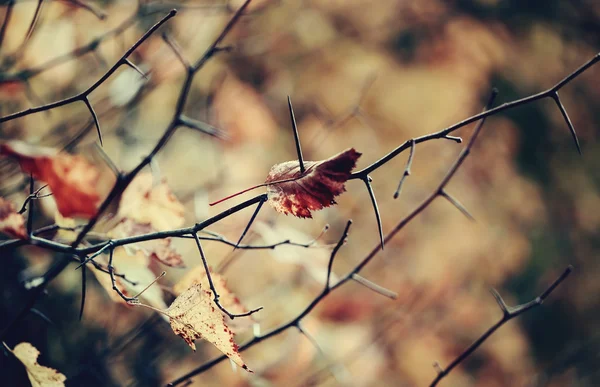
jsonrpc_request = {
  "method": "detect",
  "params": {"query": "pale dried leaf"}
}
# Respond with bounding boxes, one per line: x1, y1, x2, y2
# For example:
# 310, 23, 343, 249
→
4, 342, 66, 387
117, 173, 185, 231
92, 248, 167, 310
165, 283, 252, 372
108, 219, 184, 267
173, 266, 254, 330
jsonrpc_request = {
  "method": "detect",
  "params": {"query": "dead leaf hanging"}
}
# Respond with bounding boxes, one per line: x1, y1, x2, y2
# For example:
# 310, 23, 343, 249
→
164, 283, 252, 372
3, 342, 66, 387
108, 219, 184, 268
116, 172, 185, 232
173, 266, 254, 331
265, 148, 361, 218
0, 141, 100, 219
0, 197, 27, 239
210, 148, 361, 219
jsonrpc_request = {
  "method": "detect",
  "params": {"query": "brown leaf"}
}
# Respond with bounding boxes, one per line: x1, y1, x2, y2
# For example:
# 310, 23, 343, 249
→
4, 342, 66, 387
174, 266, 254, 330
117, 173, 185, 231
265, 148, 361, 218
0, 141, 100, 218
108, 220, 184, 268
0, 197, 26, 239
165, 283, 252, 372
91, 248, 167, 309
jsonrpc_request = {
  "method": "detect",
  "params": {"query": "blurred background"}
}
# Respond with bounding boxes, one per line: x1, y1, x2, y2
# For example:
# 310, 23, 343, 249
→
1, 0, 600, 386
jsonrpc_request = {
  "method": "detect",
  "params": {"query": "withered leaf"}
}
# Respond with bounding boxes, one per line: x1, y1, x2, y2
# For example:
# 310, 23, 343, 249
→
265, 148, 361, 218
108, 219, 184, 268
0, 197, 26, 239
174, 266, 254, 331
3, 342, 66, 387
165, 283, 252, 372
0, 141, 100, 218
92, 248, 167, 310
117, 173, 185, 231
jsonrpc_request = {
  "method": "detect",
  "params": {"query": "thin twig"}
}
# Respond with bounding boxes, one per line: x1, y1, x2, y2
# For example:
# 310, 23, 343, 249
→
234, 195, 266, 249
363, 176, 384, 250
166, 89, 499, 385
193, 233, 262, 319
394, 139, 415, 199
350, 54, 600, 179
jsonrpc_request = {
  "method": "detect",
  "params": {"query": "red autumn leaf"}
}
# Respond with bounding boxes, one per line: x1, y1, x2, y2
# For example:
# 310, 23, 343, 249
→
210, 148, 361, 218
0, 141, 100, 218
265, 148, 361, 218
0, 197, 27, 239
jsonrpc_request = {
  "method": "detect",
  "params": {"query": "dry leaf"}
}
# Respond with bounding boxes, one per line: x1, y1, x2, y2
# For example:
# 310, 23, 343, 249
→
165, 283, 252, 372
3, 342, 66, 387
174, 266, 254, 330
0, 197, 26, 239
92, 248, 167, 310
108, 219, 184, 268
117, 173, 185, 231
265, 148, 361, 218
0, 141, 100, 218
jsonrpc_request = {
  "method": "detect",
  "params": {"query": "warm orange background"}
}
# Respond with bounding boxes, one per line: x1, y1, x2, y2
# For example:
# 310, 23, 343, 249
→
1, 1, 599, 386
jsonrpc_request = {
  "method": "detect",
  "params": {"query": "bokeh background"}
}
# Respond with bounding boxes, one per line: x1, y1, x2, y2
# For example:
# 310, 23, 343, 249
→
1, 0, 600, 386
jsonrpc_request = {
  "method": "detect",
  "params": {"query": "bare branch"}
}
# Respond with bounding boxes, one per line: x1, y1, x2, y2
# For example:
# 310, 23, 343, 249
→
440, 189, 475, 222
193, 233, 263, 319
234, 195, 266, 249
393, 139, 415, 199
429, 265, 573, 387
363, 176, 384, 250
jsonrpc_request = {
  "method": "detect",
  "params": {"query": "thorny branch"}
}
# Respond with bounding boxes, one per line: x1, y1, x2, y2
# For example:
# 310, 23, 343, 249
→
0, 0, 255, 339
0, 0, 596, 384
164, 87, 571, 386
429, 265, 573, 387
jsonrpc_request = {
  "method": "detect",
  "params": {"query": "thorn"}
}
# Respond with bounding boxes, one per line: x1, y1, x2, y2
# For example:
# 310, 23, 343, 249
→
440, 189, 475, 221
364, 176, 384, 250
234, 197, 265, 250
552, 91, 582, 155
394, 139, 415, 199
83, 97, 102, 146
351, 273, 397, 299
288, 96, 305, 174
